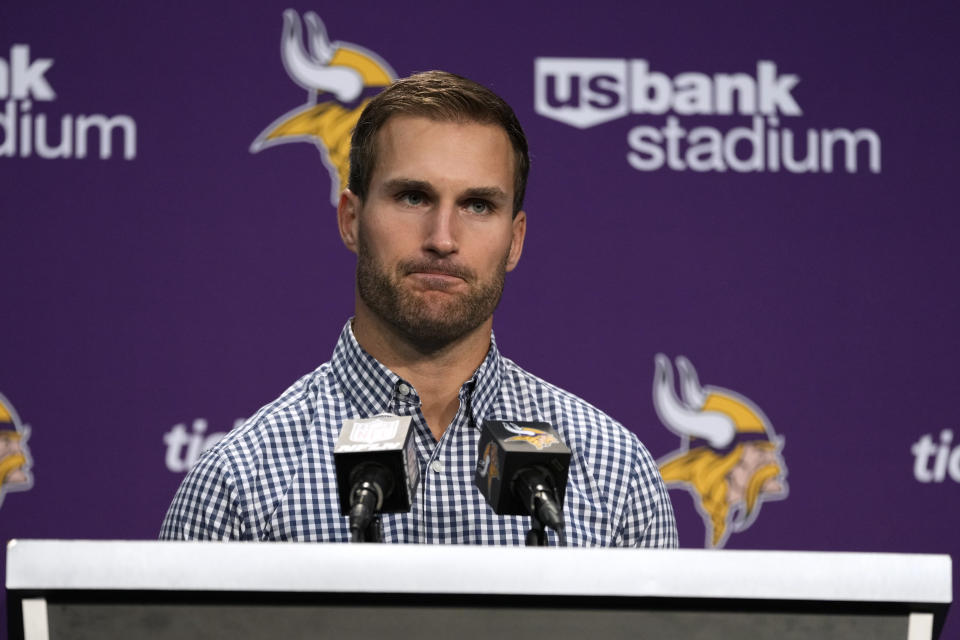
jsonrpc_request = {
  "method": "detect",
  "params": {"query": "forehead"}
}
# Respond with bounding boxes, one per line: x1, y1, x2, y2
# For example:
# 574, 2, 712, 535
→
370, 115, 515, 192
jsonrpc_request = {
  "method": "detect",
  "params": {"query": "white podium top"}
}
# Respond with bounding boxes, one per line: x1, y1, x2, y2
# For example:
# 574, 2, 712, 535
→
5, 539, 952, 605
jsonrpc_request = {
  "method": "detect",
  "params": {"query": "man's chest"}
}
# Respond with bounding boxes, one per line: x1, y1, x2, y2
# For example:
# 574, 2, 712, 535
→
256, 422, 619, 546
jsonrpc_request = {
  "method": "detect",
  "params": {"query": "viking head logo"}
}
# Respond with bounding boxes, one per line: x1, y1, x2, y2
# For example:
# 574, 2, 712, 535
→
0, 393, 34, 509
503, 422, 560, 450
653, 355, 788, 548
250, 10, 397, 205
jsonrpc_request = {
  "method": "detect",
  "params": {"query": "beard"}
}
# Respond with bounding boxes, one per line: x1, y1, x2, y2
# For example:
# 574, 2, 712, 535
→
356, 229, 508, 353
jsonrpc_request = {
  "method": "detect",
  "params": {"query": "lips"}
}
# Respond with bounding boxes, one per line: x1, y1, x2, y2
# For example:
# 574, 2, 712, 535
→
408, 272, 464, 289
401, 261, 472, 282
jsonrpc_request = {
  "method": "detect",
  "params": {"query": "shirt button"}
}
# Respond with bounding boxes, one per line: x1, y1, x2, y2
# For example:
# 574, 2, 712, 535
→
430, 460, 444, 473
398, 383, 411, 396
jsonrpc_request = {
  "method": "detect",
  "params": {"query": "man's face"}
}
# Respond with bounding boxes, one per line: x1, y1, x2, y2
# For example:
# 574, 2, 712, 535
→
339, 116, 526, 352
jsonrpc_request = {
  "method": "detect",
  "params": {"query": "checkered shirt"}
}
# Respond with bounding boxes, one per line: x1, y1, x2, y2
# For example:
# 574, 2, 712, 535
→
160, 322, 678, 547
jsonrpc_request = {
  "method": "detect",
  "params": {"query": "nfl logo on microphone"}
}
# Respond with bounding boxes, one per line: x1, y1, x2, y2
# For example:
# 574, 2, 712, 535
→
350, 417, 400, 445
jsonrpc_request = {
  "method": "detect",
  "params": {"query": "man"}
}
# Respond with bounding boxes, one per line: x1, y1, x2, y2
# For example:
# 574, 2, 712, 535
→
161, 71, 677, 547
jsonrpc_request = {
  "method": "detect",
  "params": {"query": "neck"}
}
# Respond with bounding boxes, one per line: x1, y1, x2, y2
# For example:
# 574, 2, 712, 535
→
352, 299, 492, 441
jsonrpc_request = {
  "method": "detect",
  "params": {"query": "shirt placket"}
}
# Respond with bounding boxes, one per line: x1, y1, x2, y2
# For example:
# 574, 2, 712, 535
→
425, 384, 477, 544
390, 380, 434, 543
393, 382, 475, 544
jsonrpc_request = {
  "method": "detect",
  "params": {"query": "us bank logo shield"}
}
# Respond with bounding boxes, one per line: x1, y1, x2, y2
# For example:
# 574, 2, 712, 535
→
534, 58, 628, 129
653, 355, 788, 549
251, 10, 397, 204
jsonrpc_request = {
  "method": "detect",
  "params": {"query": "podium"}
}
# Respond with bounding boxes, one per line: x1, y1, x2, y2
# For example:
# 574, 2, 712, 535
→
6, 540, 952, 640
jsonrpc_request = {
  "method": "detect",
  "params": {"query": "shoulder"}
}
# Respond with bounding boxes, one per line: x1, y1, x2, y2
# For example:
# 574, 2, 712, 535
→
495, 357, 677, 547
496, 356, 641, 453
160, 362, 339, 540
210, 362, 337, 469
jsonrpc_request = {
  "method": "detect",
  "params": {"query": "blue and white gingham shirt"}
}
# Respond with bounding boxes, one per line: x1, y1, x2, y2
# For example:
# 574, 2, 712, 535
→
161, 322, 678, 547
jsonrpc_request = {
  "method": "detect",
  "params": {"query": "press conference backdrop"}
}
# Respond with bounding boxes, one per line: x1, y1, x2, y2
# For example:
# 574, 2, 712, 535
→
1, 1, 957, 636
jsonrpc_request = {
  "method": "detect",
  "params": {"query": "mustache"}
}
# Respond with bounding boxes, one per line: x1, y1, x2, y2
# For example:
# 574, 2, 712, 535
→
745, 463, 782, 514
399, 259, 475, 281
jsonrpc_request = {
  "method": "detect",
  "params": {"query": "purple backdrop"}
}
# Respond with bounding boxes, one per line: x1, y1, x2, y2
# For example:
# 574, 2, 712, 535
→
2, 0, 957, 636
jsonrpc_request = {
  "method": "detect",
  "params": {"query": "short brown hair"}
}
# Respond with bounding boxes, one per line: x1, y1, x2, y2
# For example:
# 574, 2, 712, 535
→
347, 70, 530, 215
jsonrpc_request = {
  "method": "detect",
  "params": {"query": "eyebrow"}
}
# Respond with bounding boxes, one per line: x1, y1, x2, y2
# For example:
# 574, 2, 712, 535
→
462, 186, 508, 202
382, 178, 433, 194
381, 179, 508, 203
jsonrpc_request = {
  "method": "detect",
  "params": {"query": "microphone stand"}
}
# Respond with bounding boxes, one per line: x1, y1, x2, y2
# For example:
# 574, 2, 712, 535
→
347, 465, 392, 543
525, 514, 548, 546
348, 484, 385, 543
361, 515, 384, 543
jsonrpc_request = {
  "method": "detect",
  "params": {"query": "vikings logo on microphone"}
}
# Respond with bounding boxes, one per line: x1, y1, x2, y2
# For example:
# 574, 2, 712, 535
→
503, 422, 560, 450
0, 393, 34, 510
251, 10, 397, 205
654, 355, 788, 549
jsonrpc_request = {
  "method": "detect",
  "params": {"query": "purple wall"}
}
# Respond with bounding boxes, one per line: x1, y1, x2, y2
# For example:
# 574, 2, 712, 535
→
2, 0, 957, 635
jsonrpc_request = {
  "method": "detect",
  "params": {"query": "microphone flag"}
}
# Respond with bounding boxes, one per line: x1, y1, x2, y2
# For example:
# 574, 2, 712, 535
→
334, 414, 419, 516
475, 420, 571, 515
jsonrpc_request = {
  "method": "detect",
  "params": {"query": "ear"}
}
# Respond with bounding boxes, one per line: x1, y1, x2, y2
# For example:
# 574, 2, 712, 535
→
337, 189, 360, 254
505, 210, 526, 272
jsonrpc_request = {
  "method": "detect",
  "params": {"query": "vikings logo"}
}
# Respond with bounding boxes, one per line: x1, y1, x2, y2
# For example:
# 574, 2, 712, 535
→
503, 422, 560, 450
250, 10, 397, 205
0, 393, 34, 510
653, 355, 788, 549
478, 442, 501, 495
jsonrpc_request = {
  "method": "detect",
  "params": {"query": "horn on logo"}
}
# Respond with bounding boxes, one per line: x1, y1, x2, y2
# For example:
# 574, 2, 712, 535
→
653, 354, 736, 449
676, 355, 708, 408
303, 12, 335, 63
503, 422, 538, 437
280, 10, 363, 102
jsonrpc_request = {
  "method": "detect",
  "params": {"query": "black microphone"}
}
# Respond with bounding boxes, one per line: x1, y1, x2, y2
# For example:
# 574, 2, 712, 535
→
475, 421, 571, 545
334, 414, 419, 542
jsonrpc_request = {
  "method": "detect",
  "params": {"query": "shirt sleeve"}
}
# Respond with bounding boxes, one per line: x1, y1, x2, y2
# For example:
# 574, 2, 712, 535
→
159, 448, 249, 541
622, 443, 679, 548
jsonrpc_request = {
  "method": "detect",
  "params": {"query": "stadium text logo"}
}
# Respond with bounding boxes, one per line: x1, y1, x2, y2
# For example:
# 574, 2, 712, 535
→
251, 10, 396, 204
535, 58, 880, 174
0, 44, 137, 160
0, 392, 34, 510
163, 418, 240, 473
654, 355, 788, 548
912, 429, 960, 483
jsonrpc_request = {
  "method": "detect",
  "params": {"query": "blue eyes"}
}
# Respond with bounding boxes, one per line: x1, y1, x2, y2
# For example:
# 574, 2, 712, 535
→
396, 192, 493, 215
467, 200, 490, 215
400, 192, 425, 207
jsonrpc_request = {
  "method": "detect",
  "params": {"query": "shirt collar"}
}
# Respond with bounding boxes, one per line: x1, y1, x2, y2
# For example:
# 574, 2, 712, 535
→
329, 320, 503, 427
465, 333, 503, 429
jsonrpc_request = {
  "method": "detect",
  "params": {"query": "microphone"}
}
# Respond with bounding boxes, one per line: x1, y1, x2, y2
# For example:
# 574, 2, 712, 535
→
334, 414, 419, 542
475, 421, 571, 545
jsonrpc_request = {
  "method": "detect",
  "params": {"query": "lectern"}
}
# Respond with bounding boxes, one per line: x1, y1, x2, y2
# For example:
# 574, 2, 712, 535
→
5, 540, 952, 640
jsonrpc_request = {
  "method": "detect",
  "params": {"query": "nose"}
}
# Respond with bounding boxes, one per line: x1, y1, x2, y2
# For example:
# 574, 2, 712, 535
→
422, 202, 459, 257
